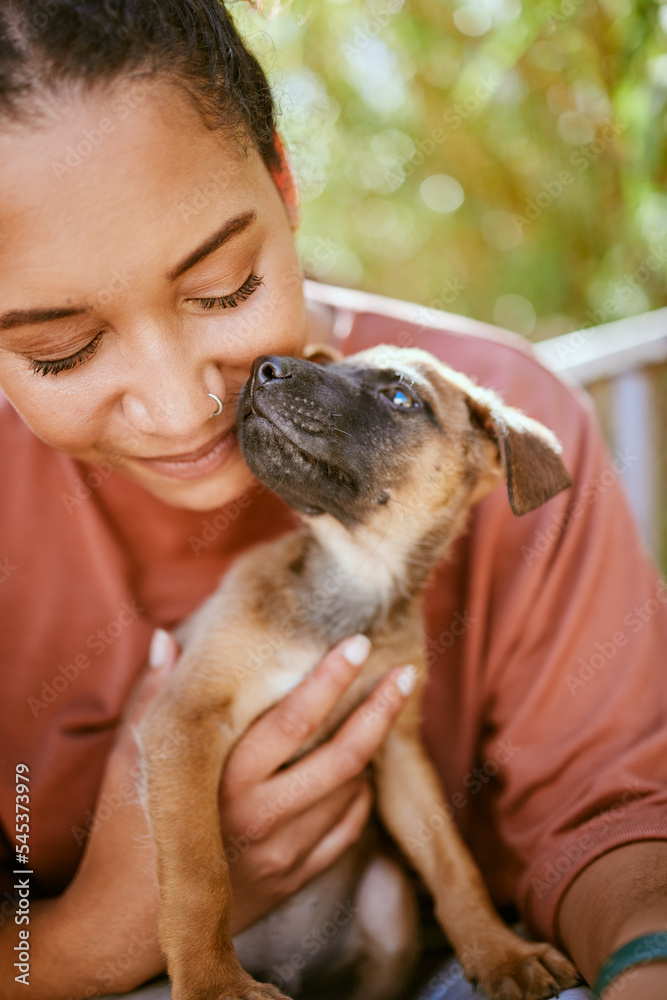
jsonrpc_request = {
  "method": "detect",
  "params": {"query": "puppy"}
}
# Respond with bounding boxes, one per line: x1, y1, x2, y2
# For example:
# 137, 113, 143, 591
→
142, 344, 580, 1000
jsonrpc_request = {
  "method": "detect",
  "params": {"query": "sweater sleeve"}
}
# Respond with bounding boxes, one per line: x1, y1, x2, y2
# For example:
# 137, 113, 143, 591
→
467, 364, 667, 943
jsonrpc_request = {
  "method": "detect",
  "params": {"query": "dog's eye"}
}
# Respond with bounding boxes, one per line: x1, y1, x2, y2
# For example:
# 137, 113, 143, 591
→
380, 386, 419, 409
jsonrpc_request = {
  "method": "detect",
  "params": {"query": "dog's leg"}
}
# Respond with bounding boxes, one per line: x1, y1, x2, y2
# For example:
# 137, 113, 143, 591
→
142, 704, 289, 1000
373, 710, 580, 1000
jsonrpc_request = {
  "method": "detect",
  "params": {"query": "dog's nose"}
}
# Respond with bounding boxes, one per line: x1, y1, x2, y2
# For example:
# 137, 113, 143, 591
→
252, 355, 294, 386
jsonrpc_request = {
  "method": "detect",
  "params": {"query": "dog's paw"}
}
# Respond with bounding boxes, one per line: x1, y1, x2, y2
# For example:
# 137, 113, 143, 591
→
223, 983, 289, 1000
174, 976, 291, 1000
219, 987, 290, 1000
215, 984, 290, 1000
461, 938, 581, 1000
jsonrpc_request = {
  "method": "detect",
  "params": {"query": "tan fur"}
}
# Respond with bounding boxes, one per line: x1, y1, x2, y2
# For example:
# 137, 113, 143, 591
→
141, 346, 578, 1000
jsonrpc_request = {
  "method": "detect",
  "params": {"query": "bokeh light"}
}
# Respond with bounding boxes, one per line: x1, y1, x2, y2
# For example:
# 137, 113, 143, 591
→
419, 174, 465, 214
230, 0, 667, 343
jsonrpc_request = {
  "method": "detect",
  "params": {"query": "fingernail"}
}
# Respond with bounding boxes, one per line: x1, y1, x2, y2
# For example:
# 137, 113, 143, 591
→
396, 665, 417, 696
343, 634, 372, 667
149, 628, 171, 669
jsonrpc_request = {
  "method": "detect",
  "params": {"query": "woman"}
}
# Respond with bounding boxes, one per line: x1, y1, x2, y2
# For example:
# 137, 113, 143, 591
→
0, 3, 665, 998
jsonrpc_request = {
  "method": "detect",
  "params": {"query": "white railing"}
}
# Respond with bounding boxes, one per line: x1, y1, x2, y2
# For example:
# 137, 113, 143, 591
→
536, 311, 667, 563
534, 310, 667, 384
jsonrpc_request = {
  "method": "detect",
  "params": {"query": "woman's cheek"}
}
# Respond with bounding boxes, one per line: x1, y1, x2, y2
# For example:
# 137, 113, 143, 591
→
3, 373, 109, 459
225, 275, 306, 365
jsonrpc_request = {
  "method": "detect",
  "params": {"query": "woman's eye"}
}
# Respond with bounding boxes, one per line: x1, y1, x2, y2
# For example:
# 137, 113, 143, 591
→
191, 271, 264, 311
381, 386, 418, 409
27, 270, 265, 377
29, 330, 104, 377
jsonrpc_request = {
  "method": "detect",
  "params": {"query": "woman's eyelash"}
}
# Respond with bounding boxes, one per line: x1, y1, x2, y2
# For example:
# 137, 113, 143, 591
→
29, 331, 104, 377
28, 271, 264, 377
194, 271, 264, 310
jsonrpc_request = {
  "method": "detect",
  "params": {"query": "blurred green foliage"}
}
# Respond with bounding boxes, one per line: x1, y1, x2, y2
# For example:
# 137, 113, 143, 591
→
231, 0, 667, 341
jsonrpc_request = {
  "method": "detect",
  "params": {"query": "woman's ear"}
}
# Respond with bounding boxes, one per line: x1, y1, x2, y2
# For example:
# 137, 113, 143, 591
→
268, 130, 300, 231
302, 343, 344, 364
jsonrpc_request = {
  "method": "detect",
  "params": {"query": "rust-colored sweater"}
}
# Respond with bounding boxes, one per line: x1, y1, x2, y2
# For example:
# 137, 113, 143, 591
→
1, 293, 666, 945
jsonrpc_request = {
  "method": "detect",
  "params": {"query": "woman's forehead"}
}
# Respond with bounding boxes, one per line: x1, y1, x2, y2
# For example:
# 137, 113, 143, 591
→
0, 80, 262, 289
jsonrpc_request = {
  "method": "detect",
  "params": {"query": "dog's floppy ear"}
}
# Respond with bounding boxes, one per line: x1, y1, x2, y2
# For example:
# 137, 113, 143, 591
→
464, 387, 572, 516
302, 342, 343, 365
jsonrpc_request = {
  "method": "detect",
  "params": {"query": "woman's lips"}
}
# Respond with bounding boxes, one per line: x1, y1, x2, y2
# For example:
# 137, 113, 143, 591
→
133, 427, 238, 480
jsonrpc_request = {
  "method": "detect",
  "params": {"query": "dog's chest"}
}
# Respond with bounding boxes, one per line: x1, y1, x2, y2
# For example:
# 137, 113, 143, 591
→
266, 641, 326, 699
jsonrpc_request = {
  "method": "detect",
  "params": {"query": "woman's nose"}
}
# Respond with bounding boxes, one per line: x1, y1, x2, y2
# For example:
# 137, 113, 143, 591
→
121, 347, 226, 441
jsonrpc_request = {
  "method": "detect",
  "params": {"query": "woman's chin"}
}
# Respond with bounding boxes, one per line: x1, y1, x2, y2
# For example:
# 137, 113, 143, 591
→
121, 452, 259, 512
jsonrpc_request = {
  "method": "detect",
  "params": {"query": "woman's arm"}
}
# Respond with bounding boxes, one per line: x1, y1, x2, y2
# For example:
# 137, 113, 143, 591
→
0, 752, 164, 998
0, 645, 174, 999
558, 840, 667, 998
0, 631, 414, 998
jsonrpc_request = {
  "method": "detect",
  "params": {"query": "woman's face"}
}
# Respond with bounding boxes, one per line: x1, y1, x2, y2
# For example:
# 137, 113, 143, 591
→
0, 78, 308, 510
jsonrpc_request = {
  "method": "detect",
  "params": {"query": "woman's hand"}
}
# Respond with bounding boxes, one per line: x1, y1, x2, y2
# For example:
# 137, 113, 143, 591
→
219, 634, 416, 935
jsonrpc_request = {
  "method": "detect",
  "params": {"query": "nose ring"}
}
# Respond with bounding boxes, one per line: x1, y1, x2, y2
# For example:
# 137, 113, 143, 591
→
208, 392, 223, 419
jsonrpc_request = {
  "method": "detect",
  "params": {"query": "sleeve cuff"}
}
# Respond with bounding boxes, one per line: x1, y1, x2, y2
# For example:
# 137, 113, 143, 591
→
517, 806, 667, 944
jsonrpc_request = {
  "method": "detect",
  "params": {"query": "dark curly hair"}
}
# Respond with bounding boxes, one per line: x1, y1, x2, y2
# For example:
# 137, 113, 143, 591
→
0, 0, 279, 170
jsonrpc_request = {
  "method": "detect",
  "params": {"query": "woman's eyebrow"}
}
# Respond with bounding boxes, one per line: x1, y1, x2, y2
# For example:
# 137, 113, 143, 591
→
0, 307, 86, 332
0, 210, 258, 332
167, 209, 257, 281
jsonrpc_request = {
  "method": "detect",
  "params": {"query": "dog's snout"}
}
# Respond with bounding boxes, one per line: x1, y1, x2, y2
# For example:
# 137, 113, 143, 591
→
252, 355, 294, 387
